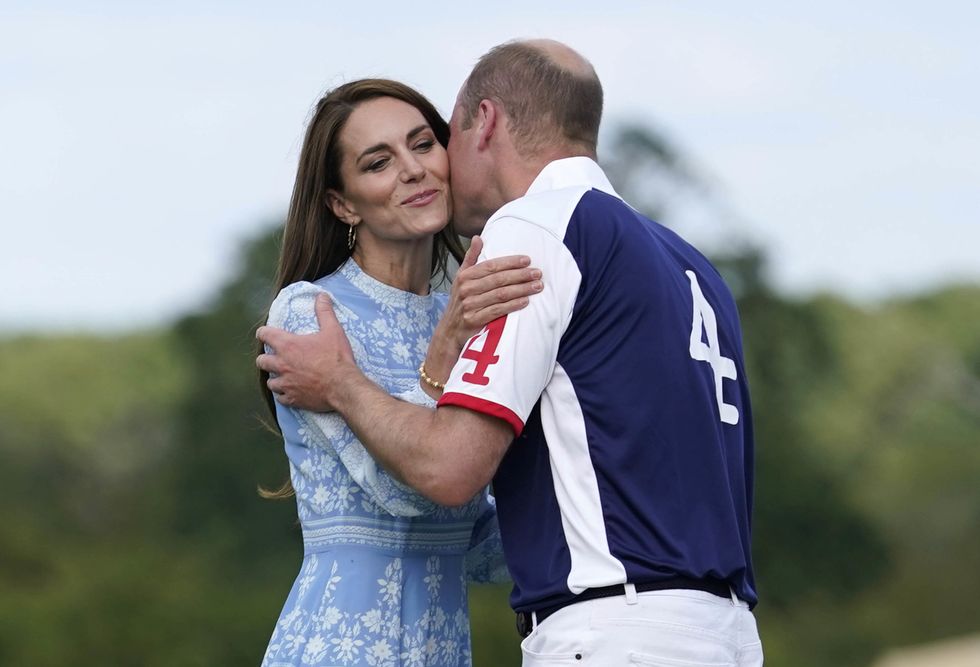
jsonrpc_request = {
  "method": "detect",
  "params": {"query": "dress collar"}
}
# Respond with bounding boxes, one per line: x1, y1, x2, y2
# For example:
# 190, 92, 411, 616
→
339, 258, 437, 310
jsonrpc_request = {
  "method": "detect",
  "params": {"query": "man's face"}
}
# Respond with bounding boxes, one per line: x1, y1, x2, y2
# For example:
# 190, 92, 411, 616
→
447, 99, 489, 237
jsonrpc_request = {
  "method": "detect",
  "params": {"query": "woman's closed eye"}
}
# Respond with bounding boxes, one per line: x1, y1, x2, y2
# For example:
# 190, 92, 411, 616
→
365, 156, 390, 172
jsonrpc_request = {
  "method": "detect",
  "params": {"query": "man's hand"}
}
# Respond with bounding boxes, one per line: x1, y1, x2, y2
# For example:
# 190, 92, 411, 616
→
256, 294, 356, 411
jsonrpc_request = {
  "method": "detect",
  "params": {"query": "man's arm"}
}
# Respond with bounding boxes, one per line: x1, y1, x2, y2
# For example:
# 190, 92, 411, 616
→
256, 223, 567, 502
255, 241, 540, 412
258, 294, 513, 506
332, 362, 513, 506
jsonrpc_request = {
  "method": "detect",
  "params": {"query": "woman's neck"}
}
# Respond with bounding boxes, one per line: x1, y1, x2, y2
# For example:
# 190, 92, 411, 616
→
351, 237, 433, 296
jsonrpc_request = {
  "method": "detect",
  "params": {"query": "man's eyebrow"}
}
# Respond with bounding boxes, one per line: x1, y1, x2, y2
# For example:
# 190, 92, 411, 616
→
356, 125, 431, 161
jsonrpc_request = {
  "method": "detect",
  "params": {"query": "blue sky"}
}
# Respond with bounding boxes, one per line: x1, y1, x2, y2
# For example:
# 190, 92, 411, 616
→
2, 2, 978, 331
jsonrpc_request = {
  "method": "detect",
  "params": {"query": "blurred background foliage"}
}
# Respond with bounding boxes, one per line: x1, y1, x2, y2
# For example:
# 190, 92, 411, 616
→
1, 124, 978, 666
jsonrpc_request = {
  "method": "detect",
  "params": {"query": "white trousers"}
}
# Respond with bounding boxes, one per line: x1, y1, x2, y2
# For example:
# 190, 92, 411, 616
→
520, 587, 763, 666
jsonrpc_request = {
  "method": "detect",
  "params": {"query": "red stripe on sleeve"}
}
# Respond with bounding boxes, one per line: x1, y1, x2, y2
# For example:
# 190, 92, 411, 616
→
437, 392, 525, 437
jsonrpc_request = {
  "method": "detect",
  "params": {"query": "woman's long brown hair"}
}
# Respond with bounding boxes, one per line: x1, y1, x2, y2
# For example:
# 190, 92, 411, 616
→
258, 79, 465, 498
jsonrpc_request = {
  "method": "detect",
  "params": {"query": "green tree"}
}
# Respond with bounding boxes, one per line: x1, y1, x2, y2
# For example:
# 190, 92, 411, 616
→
161, 227, 302, 663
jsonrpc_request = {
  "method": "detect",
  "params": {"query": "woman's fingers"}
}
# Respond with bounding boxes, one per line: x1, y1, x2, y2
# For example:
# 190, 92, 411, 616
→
472, 279, 543, 308
460, 235, 483, 271
449, 252, 542, 336
459, 254, 531, 283
468, 297, 533, 328
460, 267, 542, 300
462, 282, 541, 326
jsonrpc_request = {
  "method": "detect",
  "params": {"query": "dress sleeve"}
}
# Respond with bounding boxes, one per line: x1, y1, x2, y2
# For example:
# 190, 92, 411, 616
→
464, 491, 510, 584
267, 281, 440, 517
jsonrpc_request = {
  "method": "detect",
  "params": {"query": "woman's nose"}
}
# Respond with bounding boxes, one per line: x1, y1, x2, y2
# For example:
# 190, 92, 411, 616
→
400, 155, 426, 182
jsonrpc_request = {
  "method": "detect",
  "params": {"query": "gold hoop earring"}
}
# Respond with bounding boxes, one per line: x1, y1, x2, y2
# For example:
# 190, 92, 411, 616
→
347, 224, 357, 251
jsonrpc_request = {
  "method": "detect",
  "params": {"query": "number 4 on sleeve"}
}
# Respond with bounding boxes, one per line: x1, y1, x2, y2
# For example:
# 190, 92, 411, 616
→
460, 317, 507, 386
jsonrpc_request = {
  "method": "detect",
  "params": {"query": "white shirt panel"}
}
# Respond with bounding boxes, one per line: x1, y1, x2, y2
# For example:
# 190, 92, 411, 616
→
440, 207, 583, 433
543, 362, 629, 592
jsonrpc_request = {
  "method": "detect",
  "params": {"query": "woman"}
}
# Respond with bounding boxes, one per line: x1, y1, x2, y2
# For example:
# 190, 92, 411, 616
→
258, 80, 538, 667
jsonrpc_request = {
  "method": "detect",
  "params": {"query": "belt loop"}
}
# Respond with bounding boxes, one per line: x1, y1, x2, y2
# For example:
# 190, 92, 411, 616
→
625, 583, 638, 605
531, 610, 538, 630
729, 586, 739, 606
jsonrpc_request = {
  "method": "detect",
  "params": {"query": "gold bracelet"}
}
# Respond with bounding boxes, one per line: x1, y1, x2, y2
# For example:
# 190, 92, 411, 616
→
418, 362, 446, 390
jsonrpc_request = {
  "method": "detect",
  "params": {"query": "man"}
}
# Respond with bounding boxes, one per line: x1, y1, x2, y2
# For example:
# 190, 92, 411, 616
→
258, 39, 762, 666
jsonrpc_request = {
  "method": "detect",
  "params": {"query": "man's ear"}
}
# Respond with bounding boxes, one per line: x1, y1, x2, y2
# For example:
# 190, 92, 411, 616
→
476, 99, 498, 150
327, 190, 358, 226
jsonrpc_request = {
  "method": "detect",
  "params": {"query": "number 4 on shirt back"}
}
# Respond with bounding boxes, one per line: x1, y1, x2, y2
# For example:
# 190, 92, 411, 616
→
460, 317, 507, 385
686, 270, 739, 425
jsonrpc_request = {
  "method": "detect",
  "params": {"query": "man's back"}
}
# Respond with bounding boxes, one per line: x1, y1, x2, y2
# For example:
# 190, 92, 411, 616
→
439, 157, 757, 612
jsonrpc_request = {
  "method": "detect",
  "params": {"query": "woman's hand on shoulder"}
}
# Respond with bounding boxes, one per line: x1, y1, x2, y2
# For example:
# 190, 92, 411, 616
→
418, 237, 542, 400
442, 236, 543, 349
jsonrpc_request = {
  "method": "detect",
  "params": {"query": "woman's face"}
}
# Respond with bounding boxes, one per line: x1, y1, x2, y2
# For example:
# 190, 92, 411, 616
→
331, 96, 452, 249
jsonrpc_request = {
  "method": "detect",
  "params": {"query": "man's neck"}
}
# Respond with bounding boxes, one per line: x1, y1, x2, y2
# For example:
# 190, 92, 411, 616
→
498, 148, 595, 203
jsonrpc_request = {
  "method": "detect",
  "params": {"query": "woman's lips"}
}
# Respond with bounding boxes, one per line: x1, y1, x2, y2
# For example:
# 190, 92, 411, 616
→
401, 189, 439, 207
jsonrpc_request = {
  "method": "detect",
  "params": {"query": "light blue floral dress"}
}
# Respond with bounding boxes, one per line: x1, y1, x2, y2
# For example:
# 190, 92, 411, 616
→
261, 259, 508, 667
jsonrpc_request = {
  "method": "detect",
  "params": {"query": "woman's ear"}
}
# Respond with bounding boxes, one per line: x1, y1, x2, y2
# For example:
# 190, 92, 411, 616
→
327, 190, 358, 226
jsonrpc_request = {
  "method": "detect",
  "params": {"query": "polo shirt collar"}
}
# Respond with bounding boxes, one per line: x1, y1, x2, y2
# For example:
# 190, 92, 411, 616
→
525, 156, 622, 200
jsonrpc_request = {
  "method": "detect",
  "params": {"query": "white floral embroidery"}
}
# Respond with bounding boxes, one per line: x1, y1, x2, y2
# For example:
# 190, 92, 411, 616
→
323, 606, 342, 629
261, 260, 509, 667
331, 621, 365, 663
440, 638, 459, 665
414, 335, 429, 359
424, 557, 443, 595
361, 609, 383, 634
391, 341, 411, 364
303, 634, 328, 664
298, 555, 318, 598
369, 638, 394, 663
378, 560, 402, 605
324, 561, 341, 597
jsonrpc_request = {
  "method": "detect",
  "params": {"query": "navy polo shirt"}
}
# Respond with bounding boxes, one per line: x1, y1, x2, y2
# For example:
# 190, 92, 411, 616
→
439, 157, 758, 611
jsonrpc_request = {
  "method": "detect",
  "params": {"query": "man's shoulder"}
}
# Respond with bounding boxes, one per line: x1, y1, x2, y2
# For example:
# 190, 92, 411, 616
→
486, 185, 598, 242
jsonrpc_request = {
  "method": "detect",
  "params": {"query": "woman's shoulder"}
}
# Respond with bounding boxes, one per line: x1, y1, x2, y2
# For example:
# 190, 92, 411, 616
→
266, 280, 330, 331
266, 268, 365, 333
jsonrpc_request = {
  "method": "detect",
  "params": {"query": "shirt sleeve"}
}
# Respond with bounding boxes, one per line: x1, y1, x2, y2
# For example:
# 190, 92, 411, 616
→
268, 281, 440, 517
438, 216, 581, 436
